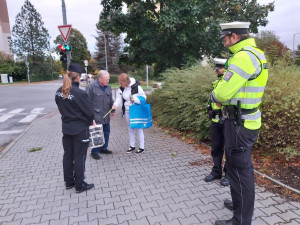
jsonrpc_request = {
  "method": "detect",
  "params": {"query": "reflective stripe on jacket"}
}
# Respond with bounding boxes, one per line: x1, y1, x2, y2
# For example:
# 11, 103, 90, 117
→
210, 38, 268, 130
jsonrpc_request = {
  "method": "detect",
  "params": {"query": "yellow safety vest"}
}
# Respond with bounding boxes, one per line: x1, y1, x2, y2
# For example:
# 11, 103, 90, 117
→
211, 38, 268, 130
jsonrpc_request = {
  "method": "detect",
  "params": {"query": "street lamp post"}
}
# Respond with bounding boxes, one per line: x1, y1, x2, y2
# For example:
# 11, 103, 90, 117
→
104, 34, 108, 72
292, 33, 300, 59
84, 60, 88, 85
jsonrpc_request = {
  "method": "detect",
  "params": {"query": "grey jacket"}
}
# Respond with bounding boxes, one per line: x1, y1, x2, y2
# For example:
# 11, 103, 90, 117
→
86, 79, 114, 124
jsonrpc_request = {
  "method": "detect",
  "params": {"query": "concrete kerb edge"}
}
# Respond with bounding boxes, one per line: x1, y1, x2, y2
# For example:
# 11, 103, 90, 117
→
0, 110, 59, 160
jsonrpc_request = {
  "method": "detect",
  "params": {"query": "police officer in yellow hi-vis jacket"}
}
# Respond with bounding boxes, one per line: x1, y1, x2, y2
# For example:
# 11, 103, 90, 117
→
205, 58, 229, 187
210, 22, 268, 225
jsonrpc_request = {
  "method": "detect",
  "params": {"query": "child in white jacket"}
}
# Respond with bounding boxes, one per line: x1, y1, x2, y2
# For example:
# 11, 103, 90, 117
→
113, 73, 146, 153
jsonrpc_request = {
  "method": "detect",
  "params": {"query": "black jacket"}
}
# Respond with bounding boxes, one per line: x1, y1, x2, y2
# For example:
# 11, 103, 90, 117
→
55, 82, 94, 135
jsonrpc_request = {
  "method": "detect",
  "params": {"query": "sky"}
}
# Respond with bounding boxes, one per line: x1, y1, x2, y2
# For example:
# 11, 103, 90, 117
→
6, 0, 300, 55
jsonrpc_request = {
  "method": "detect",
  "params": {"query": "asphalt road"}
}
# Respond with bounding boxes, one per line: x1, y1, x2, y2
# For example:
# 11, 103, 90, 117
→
0, 80, 63, 150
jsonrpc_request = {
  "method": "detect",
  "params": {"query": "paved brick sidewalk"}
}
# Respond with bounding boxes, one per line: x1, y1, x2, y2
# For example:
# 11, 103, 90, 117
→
0, 110, 299, 225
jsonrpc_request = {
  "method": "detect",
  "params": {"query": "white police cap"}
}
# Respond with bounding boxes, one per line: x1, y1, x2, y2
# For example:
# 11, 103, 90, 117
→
213, 58, 227, 70
219, 21, 250, 39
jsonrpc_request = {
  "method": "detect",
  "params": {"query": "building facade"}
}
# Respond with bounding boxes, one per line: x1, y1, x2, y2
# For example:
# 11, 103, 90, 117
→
0, 0, 13, 57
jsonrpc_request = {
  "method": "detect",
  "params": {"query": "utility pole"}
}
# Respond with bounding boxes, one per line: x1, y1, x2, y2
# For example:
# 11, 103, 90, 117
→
61, 0, 71, 66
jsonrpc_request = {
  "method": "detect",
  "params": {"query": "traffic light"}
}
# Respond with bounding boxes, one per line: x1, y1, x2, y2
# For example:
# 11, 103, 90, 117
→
58, 45, 67, 62
64, 44, 71, 51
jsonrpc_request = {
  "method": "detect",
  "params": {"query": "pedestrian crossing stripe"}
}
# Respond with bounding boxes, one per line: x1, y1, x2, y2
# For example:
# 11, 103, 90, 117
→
0, 108, 45, 123
0, 108, 24, 122
19, 108, 45, 123
0, 130, 23, 134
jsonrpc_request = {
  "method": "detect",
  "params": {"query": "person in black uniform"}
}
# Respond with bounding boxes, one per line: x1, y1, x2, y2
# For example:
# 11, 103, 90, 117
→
55, 63, 95, 193
205, 58, 230, 187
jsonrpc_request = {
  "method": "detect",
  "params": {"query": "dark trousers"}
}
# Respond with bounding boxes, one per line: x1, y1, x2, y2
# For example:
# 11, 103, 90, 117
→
210, 122, 226, 177
223, 119, 259, 225
62, 129, 89, 188
91, 123, 110, 154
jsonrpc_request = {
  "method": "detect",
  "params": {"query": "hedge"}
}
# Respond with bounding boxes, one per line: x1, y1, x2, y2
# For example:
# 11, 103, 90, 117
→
147, 62, 300, 160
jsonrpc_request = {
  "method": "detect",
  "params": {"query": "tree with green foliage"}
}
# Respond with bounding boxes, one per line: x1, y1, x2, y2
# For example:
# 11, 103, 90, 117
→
54, 28, 91, 68
93, 30, 122, 73
98, 0, 274, 76
255, 30, 289, 65
0, 53, 27, 81
11, 0, 53, 81
11, 0, 50, 62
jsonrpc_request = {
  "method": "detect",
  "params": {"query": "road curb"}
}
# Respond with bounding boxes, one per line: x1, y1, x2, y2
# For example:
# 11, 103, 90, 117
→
0, 110, 59, 160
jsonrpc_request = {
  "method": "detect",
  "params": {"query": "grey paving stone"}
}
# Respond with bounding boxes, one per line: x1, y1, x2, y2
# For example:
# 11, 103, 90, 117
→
277, 210, 300, 222
135, 208, 155, 220
117, 211, 137, 224
41, 212, 60, 223
60, 208, 78, 220
252, 217, 270, 225
69, 213, 88, 224
178, 214, 201, 225
20, 215, 41, 225
33, 207, 52, 217
275, 202, 298, 212
127, 217, 150, 225
1, 109, 299, 225
261, 214, 286, 224
97, 216, 118, 225
49, 218, 69, 225
2, 220, 22, 225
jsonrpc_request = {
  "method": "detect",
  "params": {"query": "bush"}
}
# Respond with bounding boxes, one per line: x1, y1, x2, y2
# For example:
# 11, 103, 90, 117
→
257, 61, 300, 155
147, 63, 214, 141
110, 75, 119, 84
148, 61, 300, 160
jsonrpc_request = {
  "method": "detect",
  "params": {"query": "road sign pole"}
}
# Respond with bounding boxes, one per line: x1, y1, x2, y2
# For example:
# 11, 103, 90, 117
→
61, 0, 70, 66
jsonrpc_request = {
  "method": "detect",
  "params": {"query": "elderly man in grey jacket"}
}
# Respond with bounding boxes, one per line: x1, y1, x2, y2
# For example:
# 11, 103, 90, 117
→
86, 70, 114, 160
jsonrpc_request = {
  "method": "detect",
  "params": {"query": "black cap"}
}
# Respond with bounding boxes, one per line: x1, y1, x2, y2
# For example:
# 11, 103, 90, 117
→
68, 63, 83, 74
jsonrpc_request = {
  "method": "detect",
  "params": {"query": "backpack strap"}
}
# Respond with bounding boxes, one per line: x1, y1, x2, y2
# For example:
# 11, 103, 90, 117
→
119, 87, 126, 116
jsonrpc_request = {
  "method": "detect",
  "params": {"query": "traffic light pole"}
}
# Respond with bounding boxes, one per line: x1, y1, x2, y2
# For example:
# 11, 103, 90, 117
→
61, 0, 71, 66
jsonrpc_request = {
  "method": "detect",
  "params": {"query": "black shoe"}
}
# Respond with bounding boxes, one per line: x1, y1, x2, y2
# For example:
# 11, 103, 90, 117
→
76, 181, 94, 193
204, 174, 222, 182
66, 182, 75, 190
126, 146, 135, 154
135, 148, 144, 154
100, 149, 112, 154
224, 199, 233, 211
220, 178, 230, 186
90, 153, 101, 160
215, 219, 233, 225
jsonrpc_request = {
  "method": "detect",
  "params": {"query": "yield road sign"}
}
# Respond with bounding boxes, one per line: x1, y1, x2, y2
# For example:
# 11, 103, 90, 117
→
58, 25, 72, 42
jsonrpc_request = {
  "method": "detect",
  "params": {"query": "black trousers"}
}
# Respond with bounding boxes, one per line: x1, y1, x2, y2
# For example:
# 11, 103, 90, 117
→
210, 122, 226, 177
62, 129, 89, 188
223, 119, 259, 225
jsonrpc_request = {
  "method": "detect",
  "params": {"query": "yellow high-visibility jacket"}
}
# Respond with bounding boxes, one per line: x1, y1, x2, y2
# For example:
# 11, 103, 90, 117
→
211, 77, 222, 123
210, 38, 268, 130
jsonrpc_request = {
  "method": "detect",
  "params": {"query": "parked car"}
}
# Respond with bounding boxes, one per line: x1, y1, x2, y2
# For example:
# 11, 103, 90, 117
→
152, 82, 163, 89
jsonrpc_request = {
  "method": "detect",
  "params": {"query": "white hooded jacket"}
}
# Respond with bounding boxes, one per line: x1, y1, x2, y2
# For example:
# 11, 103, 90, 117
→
114, 77, 146, 111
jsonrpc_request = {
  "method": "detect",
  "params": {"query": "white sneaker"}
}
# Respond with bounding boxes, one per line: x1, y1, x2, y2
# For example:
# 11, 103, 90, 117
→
135, 148, 144, 154
126, 146, 135, 154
